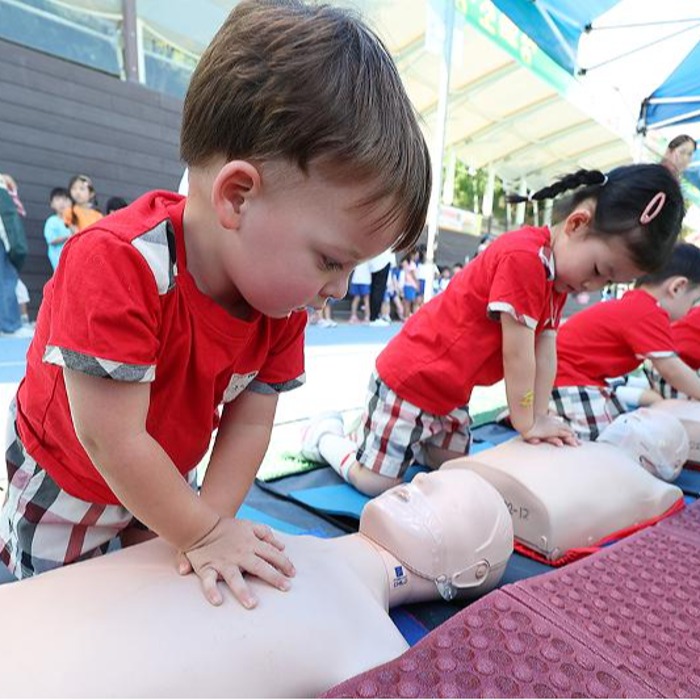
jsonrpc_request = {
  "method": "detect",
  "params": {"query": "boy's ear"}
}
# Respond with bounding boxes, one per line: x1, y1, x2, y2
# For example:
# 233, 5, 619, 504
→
667, 275, 689, 297
211, 160, 262, 230
563, 207, 593, 236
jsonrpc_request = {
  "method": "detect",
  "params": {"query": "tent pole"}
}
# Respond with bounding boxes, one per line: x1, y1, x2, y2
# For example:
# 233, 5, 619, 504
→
424, 0, 455, 303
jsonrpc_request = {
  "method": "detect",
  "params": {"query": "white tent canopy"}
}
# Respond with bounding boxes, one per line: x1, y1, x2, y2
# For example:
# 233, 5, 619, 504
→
348, 0, 635, 193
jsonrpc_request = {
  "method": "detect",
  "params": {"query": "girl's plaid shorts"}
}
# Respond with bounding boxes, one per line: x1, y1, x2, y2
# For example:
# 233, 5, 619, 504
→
353, 371, 471, 479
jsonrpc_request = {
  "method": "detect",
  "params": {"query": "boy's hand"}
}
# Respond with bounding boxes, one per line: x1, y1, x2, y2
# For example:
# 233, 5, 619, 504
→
522, 415, 579, 447
182, 518, 295, 608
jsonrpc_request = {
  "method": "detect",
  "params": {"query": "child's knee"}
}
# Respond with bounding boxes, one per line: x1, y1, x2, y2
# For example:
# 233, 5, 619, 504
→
347, 461, 401, 497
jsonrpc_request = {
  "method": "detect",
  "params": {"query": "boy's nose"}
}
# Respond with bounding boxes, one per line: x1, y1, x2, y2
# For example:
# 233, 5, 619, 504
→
323, 275, 350, 301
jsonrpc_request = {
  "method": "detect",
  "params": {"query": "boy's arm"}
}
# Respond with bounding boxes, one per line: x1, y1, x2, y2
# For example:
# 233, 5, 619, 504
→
651, 355, 700, 400
501, 315, 576, 445
199, 389, 278, 517
64, 369, 294, 607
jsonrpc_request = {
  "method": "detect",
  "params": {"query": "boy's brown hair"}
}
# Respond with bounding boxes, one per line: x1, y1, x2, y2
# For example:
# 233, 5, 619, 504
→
181, 0, 430, 250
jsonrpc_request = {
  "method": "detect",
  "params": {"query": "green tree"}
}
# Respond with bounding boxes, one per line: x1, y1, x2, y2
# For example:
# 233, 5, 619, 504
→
451, 160, 506, 230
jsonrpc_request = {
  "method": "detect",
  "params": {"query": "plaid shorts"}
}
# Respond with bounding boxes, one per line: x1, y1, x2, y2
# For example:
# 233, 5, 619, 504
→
353, 371, 471, 479
0, 400, 196, 580
551, 385, 626, 442
647, 367, 689, 400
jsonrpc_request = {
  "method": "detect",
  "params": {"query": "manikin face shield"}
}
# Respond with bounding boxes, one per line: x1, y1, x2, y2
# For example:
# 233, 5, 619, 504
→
599, 408, 689, 481
360, 470, 513, 601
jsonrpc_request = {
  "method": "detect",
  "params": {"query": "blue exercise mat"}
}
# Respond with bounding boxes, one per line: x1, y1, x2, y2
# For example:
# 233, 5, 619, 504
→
260, 464, 431, 523
238, 504, 308, 535
676, 467, 700, 497
257, 422, 517, 522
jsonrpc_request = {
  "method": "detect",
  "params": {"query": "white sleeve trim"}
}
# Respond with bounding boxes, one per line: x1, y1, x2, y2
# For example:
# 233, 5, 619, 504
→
637, 351, 677, 359
487, 301, 537, 330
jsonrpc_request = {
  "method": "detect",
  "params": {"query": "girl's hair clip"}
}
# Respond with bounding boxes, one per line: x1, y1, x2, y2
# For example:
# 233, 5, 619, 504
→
600, 174, 608, 186
640, 191, 666, 225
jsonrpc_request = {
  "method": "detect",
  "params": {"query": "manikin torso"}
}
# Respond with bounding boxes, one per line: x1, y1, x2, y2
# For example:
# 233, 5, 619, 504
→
0, 536, 407, 698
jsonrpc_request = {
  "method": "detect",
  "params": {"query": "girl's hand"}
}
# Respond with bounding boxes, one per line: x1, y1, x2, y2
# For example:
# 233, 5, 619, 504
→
181, 518, 295, 608
522, 415, 579, 447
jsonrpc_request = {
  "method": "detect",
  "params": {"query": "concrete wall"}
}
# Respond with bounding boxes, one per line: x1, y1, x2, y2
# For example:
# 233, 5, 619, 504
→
0, 38, 183, 316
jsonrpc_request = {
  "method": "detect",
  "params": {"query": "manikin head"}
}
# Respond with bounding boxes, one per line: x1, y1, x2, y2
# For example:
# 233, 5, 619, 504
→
360, 470, 513, 602
598, 408, 689, 482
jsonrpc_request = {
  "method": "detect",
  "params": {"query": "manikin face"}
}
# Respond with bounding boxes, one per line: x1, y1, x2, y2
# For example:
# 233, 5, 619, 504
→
213, 162, 401, 319
599, 408, 689, 481
552, 209, 645, 294
360, 470, 513, 599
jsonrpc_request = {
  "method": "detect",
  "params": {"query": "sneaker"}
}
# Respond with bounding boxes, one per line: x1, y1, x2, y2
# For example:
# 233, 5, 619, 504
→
301, 411, 345, 462
1, 326, 34, 338
369, 318, 390, 327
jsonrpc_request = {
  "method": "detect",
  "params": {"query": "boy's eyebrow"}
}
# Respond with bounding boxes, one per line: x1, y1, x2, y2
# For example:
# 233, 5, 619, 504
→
325, 243, 366, 263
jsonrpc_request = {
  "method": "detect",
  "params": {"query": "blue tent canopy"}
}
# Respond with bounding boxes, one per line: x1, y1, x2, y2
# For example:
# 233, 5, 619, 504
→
492, 1, 700, 133
490, 0, 619, 74
640, 41, 700, 131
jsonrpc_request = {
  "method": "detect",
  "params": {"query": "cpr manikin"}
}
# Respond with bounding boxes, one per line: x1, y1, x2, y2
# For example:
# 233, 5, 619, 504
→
650, 398, 700, 466
598, 406, 689, 481
0, 470, 512, 698
442, 438, 683, 563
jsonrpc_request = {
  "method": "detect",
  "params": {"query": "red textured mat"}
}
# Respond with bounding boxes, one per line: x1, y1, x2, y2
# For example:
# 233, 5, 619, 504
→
656, 497, 700, 546
322, 507, 700, 699
321, 591, 652, 698
510, 527, 700, 697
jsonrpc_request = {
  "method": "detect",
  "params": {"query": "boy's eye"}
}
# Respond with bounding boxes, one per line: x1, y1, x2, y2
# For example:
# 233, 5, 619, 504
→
321, 256, 343, 272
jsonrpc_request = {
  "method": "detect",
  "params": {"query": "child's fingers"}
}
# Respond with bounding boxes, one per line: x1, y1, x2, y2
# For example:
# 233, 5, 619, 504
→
220, 566, 258, 609
256, 540, 296, 577
253, 523, 286, 551
197, 565, 225, 607
243, 554, 293, 593
176, 551, 193, 575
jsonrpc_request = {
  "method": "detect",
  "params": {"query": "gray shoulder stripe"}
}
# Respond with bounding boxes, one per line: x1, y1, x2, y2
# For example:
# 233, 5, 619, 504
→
132, 220, 177, 294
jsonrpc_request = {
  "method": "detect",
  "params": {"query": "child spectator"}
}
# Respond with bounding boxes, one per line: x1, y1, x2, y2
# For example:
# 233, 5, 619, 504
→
348, 262, 371, 324
15, 279, 31, 329
43, 187, 72, 271
64, 174, 103, 233
303, 164, 683, 496
380, 257, 403, 322
401, 247, 420, 318
105, 196, 129, 214
437, 266, 452, 292
552, 242, 700, 440
0, 0, 430, 608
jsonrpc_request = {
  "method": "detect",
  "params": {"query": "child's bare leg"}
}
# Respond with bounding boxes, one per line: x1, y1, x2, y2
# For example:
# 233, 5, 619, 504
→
422, 444, 466, 470
120, 525, 157, 548
345, 460, 401, 497
302, 415, 403, 497
638, 388, 664, 406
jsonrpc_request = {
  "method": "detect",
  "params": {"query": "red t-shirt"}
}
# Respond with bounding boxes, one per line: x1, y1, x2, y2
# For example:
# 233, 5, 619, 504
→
377, 226, 567, 415
671, 306, 700, 370
555, 289, 675, 388
16, 191, 306, 504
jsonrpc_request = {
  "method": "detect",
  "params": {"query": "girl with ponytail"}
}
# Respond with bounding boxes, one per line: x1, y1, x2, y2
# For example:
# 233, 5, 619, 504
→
302, 163, 683, 497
